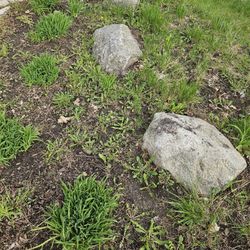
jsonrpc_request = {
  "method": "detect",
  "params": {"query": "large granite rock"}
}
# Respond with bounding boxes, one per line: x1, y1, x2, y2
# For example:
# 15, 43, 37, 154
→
111, 0, 140, 7
143, 112, 247, 195
93, 24, 142, 76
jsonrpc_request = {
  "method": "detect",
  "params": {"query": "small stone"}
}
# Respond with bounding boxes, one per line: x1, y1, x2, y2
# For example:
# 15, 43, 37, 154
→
93, 24, 142, 76
73, 98, 81, 106
111, 0, 140, 7
143, 112, 247, 195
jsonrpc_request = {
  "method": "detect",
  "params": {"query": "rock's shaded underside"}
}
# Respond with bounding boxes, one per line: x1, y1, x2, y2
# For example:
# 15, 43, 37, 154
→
143, 112, 247, 195
93, 24, 142, 76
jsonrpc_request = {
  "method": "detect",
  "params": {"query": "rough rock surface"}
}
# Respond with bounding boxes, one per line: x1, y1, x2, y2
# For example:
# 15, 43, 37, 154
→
143, 112, 247, 195
93, 24, 142, 76
0, 0, 23, 7
0, 0, 23, 16
0, 0, 9, 8
111, 0, 140, 7
0, 5, 9, 16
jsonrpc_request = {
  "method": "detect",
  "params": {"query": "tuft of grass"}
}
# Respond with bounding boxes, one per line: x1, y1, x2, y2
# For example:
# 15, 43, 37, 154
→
0, 188, 32, 222
34, 176, 118, 249
169, 191, 218, 229
228, 116, 250, 156
68, 0, 84, 18
0, 43, 9, 57
237, 222, 250, 239
0, 112, 39, 165
29, 11, 72, 42
53, 92, 74, 108
20, 54, 60, 86
45, 138, 68, 164
131, 219, 169, 249
29, 0, 60, 15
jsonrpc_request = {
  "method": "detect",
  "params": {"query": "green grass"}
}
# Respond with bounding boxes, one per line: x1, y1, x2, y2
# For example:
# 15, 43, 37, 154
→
139, 3, 165, 33
30, 11, 72, 42
0, 43, 9, 57
20, 54, 60, 86
131, 219, 169, 249
0, 188, 32, 222
29, 0, 60, 15
228, 116, 250, 156
165, 81, 200, 113
68, 0, 84, 18
0, 112, 39, 165
169, 192, 219, 229
34, 176, 118, 249
53, 92, 74, 108
45, 138, 68, 164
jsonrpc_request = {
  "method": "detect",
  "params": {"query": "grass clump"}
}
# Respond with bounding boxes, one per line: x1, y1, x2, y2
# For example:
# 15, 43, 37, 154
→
228, 116, 250, 156
0, 112, 39, 165
30, 11, 72, 42
0, 188, 32, 222
169, 192, 220, 229
131, 219, 169, 249
68, 0, 84, 18
29, 0, 60, 15
53, 92, 74, 108
36, 176, 118, 249
20, 54, 59, 86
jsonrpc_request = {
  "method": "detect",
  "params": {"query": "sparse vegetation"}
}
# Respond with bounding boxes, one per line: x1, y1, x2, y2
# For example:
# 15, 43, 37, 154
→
0, 0, 249, 249
0, 188, 32, 222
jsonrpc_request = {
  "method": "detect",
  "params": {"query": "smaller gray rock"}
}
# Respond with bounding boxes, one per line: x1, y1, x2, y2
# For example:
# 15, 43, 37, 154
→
111, 0, 140, 7
0, 6, 9, 16
93, 24, 142, 76
0, 0, 9, 8
0, 0, 23, 8
143, 112, 247, 195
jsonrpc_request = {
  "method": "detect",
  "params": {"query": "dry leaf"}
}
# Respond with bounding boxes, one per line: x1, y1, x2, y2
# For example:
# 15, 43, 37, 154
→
73, 98, 81, 106
58, 115, 72, 124
208, 221, 220, 233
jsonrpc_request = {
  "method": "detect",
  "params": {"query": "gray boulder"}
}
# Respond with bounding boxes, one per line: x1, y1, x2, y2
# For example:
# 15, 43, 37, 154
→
111, 0, 140, 7
143, 112, 247, 195
93, 24, 142, 76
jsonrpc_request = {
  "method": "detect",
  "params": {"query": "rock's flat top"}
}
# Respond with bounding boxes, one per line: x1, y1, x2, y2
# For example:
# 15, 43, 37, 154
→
93, 24, 142, 76
143, 112, 247, 195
